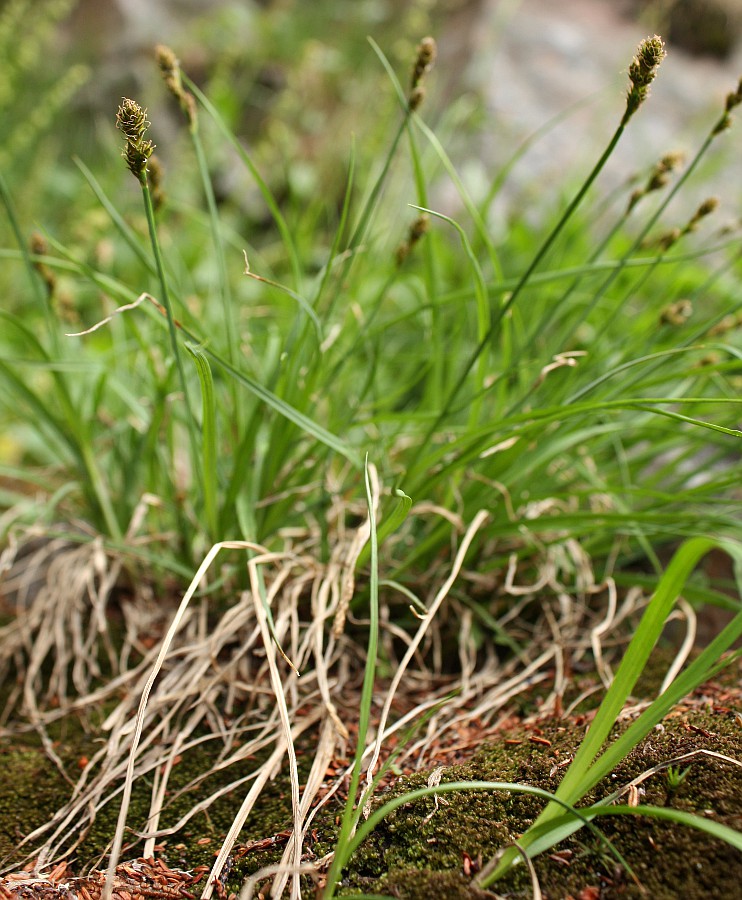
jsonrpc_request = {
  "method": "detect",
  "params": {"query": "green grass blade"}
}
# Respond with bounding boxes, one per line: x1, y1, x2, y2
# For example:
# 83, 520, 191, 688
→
584, 616, 742, 791
174, 321, 360, 467
184, 342, 219, 541
412, 115, 503, 281
183, 74, 304, 291
332, 780, 618, 892
411, 204, 490, 427
356, 487, 412, 569
243, 258, 323, 340
191, 130, 236, 365
0, 166, 47, 313
73, 156, 155, 273
517, 800, 742, 861
484, 536, 736, 883
585, 804, 742, 851
313, 140, 356, 312
0, 313, 122, 538
425, 121, 633, 439
138, 178, 200, 469
553, 537, 714, 801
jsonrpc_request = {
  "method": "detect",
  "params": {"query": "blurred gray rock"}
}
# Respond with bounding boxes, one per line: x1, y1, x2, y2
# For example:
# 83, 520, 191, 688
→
436, 0, 742, 222
629, 0, 742, 58
56, 0, 742, 217
63, 0, 249, 111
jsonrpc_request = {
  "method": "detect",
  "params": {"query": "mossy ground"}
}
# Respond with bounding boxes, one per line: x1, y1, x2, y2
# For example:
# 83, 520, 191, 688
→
349, 707, 742, 899
0, 724, 291, 874
1, 656, 740, 899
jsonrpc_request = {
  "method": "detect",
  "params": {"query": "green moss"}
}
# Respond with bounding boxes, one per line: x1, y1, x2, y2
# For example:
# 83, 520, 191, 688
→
0, 745, 74, 863
2, 665, 740, 900
336, 704, 742, 899
0, 720, 299, 876
364, 867, 496, 899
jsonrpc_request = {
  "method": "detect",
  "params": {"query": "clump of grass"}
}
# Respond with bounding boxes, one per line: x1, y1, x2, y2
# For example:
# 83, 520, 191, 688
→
0, 19, 741, 900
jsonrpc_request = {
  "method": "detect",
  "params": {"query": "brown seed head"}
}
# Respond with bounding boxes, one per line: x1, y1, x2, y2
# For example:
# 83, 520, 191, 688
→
659, 151, 685, 172
631, 35, 666, 84
696, 196, 719, 218
625, 35, 666, 120
647, 150, 684, 190
30, 231, 48, 257
123, 139, 154, 178
116, 98, 149, 144
29, 231, 56, 297
155, 43, 179, 77
409, 214, 429, 242
627, 149, 684, 213
726, 77, 742, 111
685, 196, 719, 232
411, 36, 437, 89
408, 85, 426, 111
408, 36, 437, 111
155, 43, 197, 128
713, 77, 742, 134
395, 213, 430, 265
660, 299, 692, 326
656, 227, 681, 251
117, 98, 155, 179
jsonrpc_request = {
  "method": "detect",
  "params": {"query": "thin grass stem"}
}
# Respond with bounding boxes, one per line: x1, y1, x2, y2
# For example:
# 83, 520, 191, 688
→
323, 458, 379, 897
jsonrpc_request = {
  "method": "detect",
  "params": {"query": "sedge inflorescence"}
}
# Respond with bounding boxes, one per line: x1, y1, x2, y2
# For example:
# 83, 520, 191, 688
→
408, 35, 437, 111
155, 43, 197, 129
116, 98, 155, 180
624, 34, 666, 122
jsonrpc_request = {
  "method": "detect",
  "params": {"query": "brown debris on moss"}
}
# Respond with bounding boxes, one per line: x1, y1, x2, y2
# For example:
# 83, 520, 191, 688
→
0, 857, 208, 900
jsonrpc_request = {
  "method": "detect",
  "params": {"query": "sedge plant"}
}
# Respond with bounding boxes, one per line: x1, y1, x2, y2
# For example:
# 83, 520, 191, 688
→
0, 21, 741, 899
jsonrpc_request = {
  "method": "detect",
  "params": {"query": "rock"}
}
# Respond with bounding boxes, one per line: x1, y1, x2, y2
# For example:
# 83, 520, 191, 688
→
438, 0, 742, 219
630, 0, 742, 59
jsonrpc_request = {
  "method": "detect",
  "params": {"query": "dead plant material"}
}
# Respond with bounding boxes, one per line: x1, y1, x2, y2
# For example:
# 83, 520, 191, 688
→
0, 858, 201, 900
0, 474, 662, 895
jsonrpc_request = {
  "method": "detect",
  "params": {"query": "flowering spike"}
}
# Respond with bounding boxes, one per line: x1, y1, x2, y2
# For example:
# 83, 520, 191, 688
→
408, 36, 437, 111
685, 196, 719, 233
155, 43, 197, 129
116, 98, 148, 143
624, 35, 666, 122
116, 98, 155, 180
395, 214, 429, 265
627, 150, 685, 214
410, 36, 436, 89
713, 77, 742, 134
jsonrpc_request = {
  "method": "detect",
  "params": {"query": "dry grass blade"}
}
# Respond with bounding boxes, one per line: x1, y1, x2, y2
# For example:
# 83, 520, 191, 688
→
362, 509, 490, 801
103, 540, 270, 900
268, 718, 339, 899
245, 553, 303, 900
201, 712, 323, 900
661, 596, 696, 693
0, 536, 122, 770
613, 748, 742, 801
